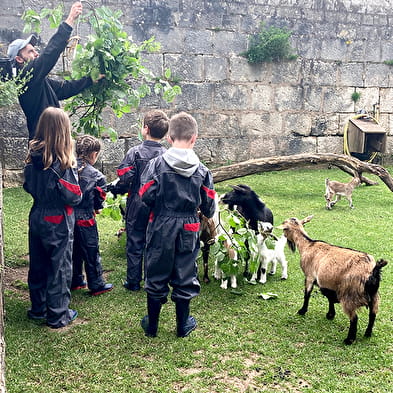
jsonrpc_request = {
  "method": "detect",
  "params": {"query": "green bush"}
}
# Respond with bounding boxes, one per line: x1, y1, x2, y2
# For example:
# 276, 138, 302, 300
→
242, 23, 298, 64
351, 91, 361, 103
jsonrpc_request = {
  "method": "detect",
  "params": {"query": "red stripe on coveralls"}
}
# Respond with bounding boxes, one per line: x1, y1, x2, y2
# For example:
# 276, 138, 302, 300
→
44, 215, 64, 224
59, 178, 82, 195
65, 205, 73, 216
149, 211, 154, 223
76, 218, 95, 227
139, 180, 155, 197
184, 223, 200, 232
202, 186, 216, 200
96, 186, 106, 200
117, 166, 134, 177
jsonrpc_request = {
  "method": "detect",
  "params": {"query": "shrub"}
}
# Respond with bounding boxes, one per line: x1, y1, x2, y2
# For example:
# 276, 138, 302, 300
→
351, 91, 361, 103
242, 23, 298, 64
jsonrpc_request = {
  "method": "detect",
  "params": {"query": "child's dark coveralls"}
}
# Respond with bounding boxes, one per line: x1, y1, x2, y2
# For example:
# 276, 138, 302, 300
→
139, 149, 216, 303
114, 140, 166, 289
24, 153, 82, 328
71, 159, 107, 291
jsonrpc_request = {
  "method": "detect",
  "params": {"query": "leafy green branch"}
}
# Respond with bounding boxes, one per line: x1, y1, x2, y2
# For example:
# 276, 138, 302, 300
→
21, 5, 181, 138
210, 209, 260, 280
22, 5, 64, 34
0, 69, 32, 108
101, 192, 127, 221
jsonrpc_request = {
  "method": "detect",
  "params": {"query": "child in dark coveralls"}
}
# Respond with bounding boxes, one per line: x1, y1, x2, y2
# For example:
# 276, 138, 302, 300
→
71, 135, 113, 296
139, 112, 216, 337
24, 107, 82, 328
110, 110, 169, 291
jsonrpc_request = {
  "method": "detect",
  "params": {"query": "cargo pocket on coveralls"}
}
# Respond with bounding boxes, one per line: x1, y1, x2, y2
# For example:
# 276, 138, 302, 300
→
44, 215, 64, 224
179, 222, 200, 252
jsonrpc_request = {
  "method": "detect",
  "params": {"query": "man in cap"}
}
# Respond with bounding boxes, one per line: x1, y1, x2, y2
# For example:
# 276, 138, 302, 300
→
8, 2, 98, 140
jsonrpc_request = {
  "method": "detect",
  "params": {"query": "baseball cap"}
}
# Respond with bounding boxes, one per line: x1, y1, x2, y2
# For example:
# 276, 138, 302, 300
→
7, 34, 38, 61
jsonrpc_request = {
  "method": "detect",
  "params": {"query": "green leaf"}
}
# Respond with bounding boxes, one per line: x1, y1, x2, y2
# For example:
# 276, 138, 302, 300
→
257, 292, 278, 300
164, 68, 171, 79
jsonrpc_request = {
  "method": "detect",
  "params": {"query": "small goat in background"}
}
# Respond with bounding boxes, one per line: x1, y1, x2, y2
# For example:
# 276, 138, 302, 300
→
325, 173, 361, 209
278, 215, 387, 345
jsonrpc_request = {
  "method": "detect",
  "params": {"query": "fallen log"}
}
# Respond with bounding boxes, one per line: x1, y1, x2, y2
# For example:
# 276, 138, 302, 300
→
211, 153, 393, 191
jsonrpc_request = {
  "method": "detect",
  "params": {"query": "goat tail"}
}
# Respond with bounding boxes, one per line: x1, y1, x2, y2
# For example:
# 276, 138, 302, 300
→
325, 178, 329, 186
365, 259, 388, 297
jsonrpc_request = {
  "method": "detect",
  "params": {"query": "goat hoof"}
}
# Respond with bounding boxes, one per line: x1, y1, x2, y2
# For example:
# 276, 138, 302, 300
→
203, 277, 210, 284
343, 337, 355, 345
297, 309, 307, 316
280, 277, 287, 280
326, 312, 335, 320
364, 330, 372, 338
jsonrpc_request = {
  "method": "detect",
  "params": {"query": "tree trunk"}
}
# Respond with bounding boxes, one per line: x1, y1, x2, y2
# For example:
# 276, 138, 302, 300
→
0, 163, 5, 393
211, 153, 393, 191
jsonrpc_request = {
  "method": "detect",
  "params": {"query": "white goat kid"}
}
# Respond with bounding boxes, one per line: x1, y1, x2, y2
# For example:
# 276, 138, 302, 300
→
205, 194, 238, 289
250, 222, 288, 284
213, 245, 238, 290
325, 174, 361, 209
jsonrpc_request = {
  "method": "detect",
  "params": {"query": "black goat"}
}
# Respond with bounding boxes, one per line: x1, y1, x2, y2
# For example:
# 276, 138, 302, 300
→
221, 184, 273, 229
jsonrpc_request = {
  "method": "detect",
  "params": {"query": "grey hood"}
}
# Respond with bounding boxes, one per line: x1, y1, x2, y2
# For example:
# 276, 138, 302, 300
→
163, 147, 200, 178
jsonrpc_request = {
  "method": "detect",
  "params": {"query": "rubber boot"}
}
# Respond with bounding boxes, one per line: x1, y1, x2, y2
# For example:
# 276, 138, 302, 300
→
141, 297, 162, 337
176, 299, 197, 338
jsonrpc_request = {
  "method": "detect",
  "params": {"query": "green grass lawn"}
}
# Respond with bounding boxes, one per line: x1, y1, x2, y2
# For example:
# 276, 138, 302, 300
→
3, 167, 393, 393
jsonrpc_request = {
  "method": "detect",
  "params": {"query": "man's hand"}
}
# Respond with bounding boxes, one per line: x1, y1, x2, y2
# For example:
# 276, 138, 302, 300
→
65, 2, 83, 27
93, 74, 106, 83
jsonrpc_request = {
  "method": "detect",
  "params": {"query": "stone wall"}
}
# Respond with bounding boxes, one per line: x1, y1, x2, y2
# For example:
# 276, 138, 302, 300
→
1, 0, 393, 185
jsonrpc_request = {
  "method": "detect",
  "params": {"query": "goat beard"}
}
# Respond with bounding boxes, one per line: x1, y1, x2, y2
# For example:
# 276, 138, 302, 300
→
287, 239, 296, 253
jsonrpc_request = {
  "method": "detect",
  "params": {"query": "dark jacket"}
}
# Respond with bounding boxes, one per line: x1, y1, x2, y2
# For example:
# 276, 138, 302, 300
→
114, 140, 167, 197
18, 22, 93, 140
75, 158, 107, 219
24, 152, 82, 211
140, 148, 216, 220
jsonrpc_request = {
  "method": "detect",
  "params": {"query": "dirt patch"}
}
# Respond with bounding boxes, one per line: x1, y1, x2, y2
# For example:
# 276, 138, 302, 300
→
3, 265, 29, 300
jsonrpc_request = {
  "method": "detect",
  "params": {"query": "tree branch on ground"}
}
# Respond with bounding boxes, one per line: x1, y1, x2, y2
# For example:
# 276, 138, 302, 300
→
211, 153, 392, 191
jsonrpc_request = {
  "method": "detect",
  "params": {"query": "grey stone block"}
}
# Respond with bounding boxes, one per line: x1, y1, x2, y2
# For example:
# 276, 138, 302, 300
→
339, 63, 365, 87
164, 54, 204, 81
317, 136, 344, 154
204, 56, 228, 82
274, 86, 304, 111
213, 83, 250, 111
0, 106, 28, 138
284, 113, 313, 137
0, 137, 27, 169
229, 56, 271, 83
174, 83, 214, 111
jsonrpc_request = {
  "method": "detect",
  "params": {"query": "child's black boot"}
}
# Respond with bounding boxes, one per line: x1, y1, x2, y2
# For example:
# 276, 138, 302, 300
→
141, 296, 162, 337
175, 299, 197, 338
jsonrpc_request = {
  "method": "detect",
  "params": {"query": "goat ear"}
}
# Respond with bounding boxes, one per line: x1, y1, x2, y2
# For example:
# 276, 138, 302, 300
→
230, 184, 245, 192
301, 215, 314, 225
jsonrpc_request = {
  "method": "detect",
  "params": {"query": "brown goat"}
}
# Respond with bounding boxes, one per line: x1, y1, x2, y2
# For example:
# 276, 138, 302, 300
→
199, 212, 217, 283
278, 215, 387, 345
